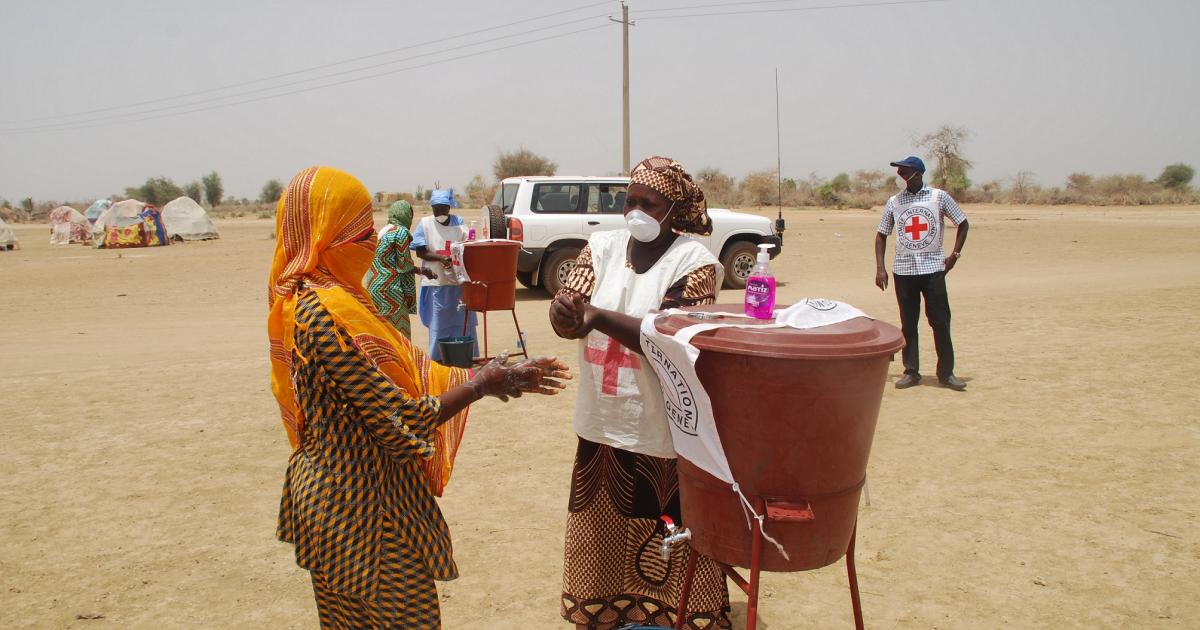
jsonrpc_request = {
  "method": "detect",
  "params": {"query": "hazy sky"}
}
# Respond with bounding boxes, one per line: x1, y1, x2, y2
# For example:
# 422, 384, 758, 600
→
1, 0, 1197, 202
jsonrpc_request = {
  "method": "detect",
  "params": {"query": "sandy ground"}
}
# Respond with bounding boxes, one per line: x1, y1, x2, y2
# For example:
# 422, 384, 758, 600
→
1, 204, 1197, 629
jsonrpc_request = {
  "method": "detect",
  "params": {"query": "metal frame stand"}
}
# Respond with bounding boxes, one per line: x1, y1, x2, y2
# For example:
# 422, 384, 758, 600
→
673, 520, 864, 630
461, 281, 528, 364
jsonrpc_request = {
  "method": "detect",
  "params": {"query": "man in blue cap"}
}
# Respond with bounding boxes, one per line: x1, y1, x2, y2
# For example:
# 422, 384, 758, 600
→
413, 188, 478, 362
874, 156, 970, 390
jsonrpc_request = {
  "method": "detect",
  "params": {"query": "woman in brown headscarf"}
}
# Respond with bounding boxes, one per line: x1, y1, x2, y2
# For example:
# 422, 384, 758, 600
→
550, 156, 730, 629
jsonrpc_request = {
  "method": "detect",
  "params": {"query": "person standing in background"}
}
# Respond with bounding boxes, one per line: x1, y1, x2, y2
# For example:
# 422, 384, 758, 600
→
412, 188, 478, 362
874, 155, 970, 391
368, 200, 436, 338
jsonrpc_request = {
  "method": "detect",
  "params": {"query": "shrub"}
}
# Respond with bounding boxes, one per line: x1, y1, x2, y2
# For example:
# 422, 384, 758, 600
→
696, 168, 737, 207
202, 171, 224, 207
260, 179, 283, 203
493, 148, 557, 180
1157, 163, 1194, 190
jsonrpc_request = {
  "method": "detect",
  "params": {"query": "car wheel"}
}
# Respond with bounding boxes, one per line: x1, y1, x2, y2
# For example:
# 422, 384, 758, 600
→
516, 270, 536, 289
542, 247, 581, 296
486, 205, 507, 239
721, 241, 758, 290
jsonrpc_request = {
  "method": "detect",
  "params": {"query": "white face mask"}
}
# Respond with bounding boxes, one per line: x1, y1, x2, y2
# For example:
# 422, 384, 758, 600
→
625, 206, 672, 242
434, 215, 451, 225
898, 171, 918, 189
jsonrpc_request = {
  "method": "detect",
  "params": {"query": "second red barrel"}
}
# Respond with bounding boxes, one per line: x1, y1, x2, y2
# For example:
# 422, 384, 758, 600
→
653, 304, 903, 572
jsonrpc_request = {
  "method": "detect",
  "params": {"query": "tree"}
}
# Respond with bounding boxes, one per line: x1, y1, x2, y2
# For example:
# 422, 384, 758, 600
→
493, 148, 557, 180
738, 169, 779, 207
696, 168, 737, 207
851, 170, 888, 194
21, 197, 34, 220
1156, 163, 1194, 190
124, 176, 183, 205
1065, 172, 1093, 191
260, 179, 284, 203
1010, 171, 1037, 203
202, 171, 224, 206
464, 175, 493, 208
916, 125, 973, 196
184, 181, 203, 203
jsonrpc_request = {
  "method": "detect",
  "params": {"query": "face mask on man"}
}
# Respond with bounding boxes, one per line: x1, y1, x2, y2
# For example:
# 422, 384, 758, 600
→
898, 171, 919, 189
434, 215, 451, 225
625, 202, 675, 242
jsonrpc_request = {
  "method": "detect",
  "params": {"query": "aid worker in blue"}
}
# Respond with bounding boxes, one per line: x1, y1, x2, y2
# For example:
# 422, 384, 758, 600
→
874, 156, 970, 391
412, 188, 479, 362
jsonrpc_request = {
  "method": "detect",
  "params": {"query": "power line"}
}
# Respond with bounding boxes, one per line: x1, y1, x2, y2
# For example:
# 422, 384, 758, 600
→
639, 0, 841, 13
636, 0, 946, 21
0, 0, 614, 126
1, 14, 612, 133
1, 23, 614, 135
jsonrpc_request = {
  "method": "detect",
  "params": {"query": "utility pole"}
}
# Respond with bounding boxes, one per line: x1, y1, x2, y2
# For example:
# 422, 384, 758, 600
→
610, 2, 633, 172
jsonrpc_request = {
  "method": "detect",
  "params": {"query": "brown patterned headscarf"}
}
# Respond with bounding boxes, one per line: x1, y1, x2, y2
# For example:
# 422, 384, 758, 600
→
629, 155, 712, 236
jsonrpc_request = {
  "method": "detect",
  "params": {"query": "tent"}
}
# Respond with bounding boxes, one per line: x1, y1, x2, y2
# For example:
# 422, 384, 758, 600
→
84, 199, 111, 224
92, 199, 170, 249
0, 216, 17, 250
49, 206, 93, 245
161, 196, 219, 241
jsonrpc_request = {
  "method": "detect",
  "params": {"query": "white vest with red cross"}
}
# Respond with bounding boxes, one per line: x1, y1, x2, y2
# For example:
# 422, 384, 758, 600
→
891, 188, 944, 257
573, 229, 720, 459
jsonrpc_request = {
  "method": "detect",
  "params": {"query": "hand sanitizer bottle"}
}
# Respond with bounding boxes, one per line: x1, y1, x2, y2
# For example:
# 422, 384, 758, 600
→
744, 244, 777, 319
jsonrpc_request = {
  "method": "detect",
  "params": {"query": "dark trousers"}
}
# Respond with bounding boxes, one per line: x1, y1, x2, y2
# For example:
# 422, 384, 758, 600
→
894, 271, 955, 379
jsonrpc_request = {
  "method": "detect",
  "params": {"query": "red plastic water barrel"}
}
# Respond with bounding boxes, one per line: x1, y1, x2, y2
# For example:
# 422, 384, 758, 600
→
460, 240, 520, 311
653, 305, 903, 572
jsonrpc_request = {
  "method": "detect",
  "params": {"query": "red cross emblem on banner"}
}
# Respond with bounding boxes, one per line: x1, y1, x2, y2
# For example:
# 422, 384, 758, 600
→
585, 336, 640, 396
904, 215, 929, 241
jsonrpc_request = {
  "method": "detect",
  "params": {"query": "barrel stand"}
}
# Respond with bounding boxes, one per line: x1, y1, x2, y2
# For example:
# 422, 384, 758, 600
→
673, 509, 864, 630
461, 281, 528, 363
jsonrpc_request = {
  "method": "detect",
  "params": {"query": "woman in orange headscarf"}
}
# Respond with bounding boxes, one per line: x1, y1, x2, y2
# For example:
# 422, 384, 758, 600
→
268, 166, 569, 628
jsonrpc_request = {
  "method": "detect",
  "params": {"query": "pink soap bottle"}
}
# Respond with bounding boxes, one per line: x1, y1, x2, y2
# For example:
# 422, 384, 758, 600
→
744, 244, 777, 319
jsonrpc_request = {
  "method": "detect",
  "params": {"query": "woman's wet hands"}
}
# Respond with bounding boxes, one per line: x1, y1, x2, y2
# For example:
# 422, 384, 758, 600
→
469, 353, 572, 402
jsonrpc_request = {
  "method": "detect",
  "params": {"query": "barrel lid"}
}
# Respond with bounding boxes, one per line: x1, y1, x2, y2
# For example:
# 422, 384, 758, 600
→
652, 304, 904, 360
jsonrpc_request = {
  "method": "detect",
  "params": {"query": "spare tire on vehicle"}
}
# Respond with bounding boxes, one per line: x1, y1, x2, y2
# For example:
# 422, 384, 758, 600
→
485, 204, 507, 239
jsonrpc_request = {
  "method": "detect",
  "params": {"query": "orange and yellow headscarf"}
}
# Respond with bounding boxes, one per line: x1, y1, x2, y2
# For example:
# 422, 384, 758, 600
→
267, 166, 470, 496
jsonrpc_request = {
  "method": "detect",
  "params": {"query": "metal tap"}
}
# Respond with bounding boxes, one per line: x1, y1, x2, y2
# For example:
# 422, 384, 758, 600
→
659, 515, 691, 560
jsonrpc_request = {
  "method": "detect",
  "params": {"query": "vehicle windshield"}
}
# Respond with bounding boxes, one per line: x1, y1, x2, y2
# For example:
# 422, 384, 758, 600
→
492, 183, 519, 215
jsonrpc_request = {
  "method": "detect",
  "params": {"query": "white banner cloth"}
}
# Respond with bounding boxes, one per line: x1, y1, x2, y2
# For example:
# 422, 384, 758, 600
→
638, 299, 869, 556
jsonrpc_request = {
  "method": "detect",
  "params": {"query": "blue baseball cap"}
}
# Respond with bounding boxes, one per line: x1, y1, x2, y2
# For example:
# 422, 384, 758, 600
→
889, 156, 926, 172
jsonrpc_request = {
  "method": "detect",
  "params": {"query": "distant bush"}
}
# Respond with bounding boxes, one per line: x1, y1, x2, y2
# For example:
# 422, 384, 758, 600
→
125, 176, 184, 206
493, 148, 557, 180
260, 179, 283, 203
1156, 163, 1194, 190
696, 167, 737, 207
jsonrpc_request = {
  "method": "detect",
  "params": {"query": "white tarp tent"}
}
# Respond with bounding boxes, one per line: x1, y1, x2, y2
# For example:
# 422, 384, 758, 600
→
49, 206, 92, 244
92, 199, 146, 234
84, 199, 111, 224
0, 216, 18, 250
161, 196, 219, 241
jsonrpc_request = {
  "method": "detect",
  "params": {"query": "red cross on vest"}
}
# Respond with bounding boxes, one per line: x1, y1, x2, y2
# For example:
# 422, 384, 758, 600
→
904, 215, 929, 241
585, 335, 640, 396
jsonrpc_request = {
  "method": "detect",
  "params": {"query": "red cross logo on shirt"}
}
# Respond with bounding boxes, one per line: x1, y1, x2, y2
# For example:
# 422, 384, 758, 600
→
585, 335, 640, 396
904, 215, 929, 241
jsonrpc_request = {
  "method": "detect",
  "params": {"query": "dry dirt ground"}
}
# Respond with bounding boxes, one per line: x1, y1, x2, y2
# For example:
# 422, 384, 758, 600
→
1, 205, 1197, 629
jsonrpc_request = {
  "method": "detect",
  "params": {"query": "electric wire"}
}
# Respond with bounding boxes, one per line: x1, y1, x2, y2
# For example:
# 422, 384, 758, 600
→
2, 23, 614, 135
636, 0, 946, 21
0, 0, 613, 126
1, 13, 612, 133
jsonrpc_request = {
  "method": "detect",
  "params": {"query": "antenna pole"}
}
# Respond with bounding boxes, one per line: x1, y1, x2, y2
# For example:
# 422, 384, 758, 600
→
775, 68, 785, 235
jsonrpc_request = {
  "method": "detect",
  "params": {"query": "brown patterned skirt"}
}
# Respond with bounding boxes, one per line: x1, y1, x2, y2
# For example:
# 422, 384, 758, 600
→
561, 437, 730, 629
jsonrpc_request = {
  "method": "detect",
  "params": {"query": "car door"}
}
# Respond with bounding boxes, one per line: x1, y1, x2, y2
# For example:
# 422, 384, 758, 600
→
525, 182, 585, 247
583, 182, 629, 237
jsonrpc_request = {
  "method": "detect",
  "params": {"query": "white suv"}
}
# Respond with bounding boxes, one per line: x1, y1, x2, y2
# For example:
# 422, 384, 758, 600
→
484, 175, 783, 295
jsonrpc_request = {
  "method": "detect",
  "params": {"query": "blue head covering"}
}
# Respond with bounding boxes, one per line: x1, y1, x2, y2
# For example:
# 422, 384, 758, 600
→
430, 188, 459, 208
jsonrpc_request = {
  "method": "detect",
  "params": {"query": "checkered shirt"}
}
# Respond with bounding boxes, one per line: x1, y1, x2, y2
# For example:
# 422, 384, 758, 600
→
877, 186, 967, 275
